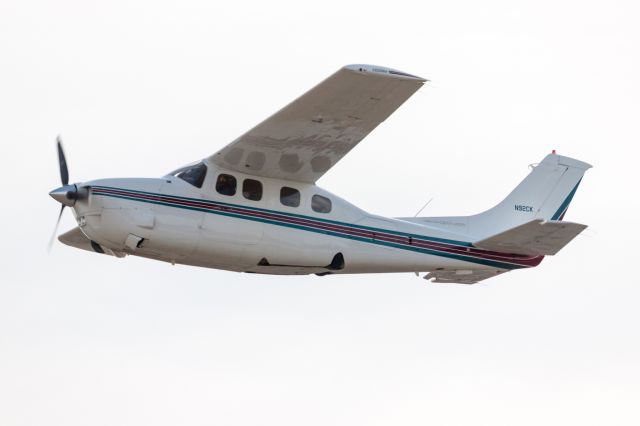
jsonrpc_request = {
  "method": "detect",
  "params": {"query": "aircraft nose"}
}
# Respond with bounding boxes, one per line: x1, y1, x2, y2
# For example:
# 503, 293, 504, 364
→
49, 184, 78, 206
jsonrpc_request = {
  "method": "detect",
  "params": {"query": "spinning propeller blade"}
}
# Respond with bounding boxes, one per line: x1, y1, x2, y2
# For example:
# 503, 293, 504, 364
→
57, 135, 69, 186
47, 204, 65, 253
48, 136, 71, 252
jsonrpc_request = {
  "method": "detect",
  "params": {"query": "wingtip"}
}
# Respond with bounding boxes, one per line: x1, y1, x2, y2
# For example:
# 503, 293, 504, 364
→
343, 64, 427, 82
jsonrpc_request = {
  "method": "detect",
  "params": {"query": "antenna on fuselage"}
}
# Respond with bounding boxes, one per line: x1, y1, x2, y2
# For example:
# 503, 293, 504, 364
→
413, 197, 433, 217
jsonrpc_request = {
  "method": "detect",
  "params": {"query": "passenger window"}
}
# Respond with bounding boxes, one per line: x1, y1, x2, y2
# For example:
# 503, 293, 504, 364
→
171, 162, 207, 188
216, 174, 237, 196
312, 194, 332, 213
280, 186, 300, 207
242, 179, 262, 201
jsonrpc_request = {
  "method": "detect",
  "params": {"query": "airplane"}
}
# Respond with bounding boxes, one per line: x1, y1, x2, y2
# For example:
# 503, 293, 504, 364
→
48, 64, 591, 284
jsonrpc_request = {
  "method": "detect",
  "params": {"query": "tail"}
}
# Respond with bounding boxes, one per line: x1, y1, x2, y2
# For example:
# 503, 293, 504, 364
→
470, 152, 591, 235
412, 152, 592, 240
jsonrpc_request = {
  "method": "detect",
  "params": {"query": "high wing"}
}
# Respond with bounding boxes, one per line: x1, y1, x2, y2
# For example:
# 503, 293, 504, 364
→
209, 64, 426, 183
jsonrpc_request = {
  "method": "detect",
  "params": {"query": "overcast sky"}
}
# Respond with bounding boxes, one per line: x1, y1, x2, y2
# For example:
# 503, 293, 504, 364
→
1, 0, 639, 425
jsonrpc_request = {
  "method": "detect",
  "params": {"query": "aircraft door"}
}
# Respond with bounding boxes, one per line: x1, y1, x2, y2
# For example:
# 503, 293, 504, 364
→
196, 173, 264, 266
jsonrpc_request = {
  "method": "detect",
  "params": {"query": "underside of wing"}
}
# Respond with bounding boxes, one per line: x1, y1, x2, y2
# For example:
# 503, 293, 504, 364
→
473, 219, 587, 256
209, 64, 426, 183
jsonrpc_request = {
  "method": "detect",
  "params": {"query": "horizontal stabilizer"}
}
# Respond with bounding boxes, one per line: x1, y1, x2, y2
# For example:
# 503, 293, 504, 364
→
473, 219, 587, 256
424, 269, 506, 284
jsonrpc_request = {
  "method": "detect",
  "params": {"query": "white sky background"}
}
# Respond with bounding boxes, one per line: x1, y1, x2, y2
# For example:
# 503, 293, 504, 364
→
1, 0, 639, 424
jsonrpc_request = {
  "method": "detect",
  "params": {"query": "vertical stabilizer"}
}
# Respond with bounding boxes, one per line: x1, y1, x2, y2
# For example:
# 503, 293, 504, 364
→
414, 153, 591, 239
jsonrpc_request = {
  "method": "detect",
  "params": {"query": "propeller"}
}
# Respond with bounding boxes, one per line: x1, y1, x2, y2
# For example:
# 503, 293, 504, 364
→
47, 204, 65, 252
57, 135, 69, 186
48, 136, 76, 252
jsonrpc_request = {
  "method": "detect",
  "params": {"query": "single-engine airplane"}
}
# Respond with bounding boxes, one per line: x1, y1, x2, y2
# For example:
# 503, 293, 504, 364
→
49, 64, 591, 284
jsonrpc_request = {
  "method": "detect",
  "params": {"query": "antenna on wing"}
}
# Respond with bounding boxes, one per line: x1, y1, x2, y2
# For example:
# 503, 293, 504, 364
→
413, 197, 433, 217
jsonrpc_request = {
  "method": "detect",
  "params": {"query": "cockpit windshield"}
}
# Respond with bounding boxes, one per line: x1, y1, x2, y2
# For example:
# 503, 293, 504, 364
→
169, 162, 207, 188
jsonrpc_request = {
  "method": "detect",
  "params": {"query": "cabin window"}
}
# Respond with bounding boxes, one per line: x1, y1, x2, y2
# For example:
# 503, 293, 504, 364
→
242, 179, 262, 201
171, 162, 207, 188
216, 174, 237, 196
280, 186, 300, 207
312, 194, 332, 213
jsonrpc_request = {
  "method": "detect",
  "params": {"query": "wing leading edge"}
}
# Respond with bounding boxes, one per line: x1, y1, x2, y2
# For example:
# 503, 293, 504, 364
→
209, 64, 426, 183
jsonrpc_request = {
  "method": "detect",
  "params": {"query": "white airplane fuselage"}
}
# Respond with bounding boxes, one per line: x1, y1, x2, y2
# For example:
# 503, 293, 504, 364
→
50, 65, 590, 283
69, 159, 542, 276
